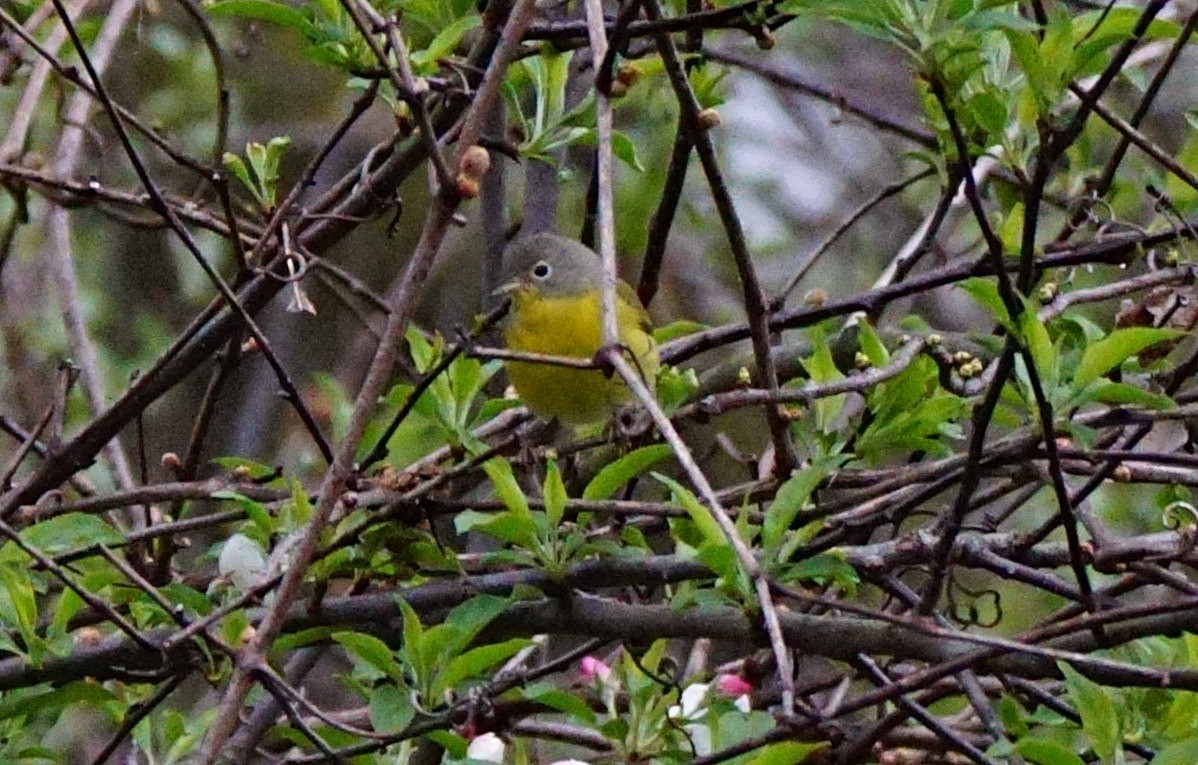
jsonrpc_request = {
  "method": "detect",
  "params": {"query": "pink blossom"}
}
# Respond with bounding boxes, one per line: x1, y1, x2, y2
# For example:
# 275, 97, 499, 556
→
715, 674, 753, 697
580, 655, 612, 682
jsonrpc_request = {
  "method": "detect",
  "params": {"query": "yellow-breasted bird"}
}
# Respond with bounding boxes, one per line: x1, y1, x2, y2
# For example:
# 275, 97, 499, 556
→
495, 233, 659, 425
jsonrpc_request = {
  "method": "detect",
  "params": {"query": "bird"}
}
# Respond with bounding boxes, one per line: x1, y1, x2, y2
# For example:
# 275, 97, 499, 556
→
495, 233, 659, 425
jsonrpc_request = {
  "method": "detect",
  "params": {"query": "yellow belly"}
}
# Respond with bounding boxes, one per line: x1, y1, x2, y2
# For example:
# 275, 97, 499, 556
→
502, 290, 657, 424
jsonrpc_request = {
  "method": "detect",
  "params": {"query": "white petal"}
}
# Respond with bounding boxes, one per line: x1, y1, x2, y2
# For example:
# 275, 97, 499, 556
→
466, 732, 505, 763
685, 722, 712, 756
218, 533, 267, 593
679, 683, 710, 719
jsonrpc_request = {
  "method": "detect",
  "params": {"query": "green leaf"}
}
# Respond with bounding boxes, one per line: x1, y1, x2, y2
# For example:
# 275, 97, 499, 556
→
800, 326, 847, 433
454, 509, 498, 535
0, 565, 36, 640
17, 513, 123, 554
434, 638, 533, 695
276, 626, 338, 652
747, 742, 828, 765
410, 14, 480, 73
763, 459, 837, 550
965, 88, 1009, 135
524, 684, 596, 724
0, 681, 116, 722
1151, 736, 1198, 765
856, 321, 889, 367
654, 473, 725, 547
656, 365, 699, 413
438, 595, 510, 659
543, 460, 567, 527
1074, 327, 1182, 387
996, 695, 1029, 738
959, 278, 1015, 332
370, 684, 415, 733
206, 0, 317, 35
695, 540, 739, 582
1059, 661, 1120, 762
1075, 381, 1176, 410
221, 152, 256, 201
484, 458, 531, 522
778, 552, 859, 594
653, 319, 709, 344
612, 131, 645, 172
460, 511, 538, 548
210, 456, 277, 481
1013, 737, 1086, 765
1018, 307, 1056, 387
406, 325, 437, 372
215, 492, 273, 537
583, 444, 673, 501
399, 600, 427, 685
999, 203, 1025, 254
333, 631, 403, 681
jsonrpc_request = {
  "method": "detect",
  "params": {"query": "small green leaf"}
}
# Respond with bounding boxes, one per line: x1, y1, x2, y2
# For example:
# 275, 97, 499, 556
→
0, 565, 36, 640
656, 365, 699, 413
439, 595, 510, 659
653, 319, 709, 343
1013, 737, 1086, 765
998, 203, 1025, 254
434, 638, 532, 695
1075, 381, 1176, 410
1150, 736, 1198, 765
370, 684, 415, 734
695, 539, 739, 581
334, 631, 403, 681
454, 509, 497, 535
484, 458, 531, 521
410, 14, 480, 72
653, 473, 725, 547
1058, 661, 1120, 762
525, 685, 596, 723
612, 131, 645, 172
856, 321, 889, 367
210, 456, 277, 481
763, 459, 837, 550
959, 278, 1015, 332
583, 444, 673, 501
543, 460, 567, 527
215, 492, 273, 537
1074, 327, 1181, 387
221, 152, 255, 199
1018, 307, 1056, 386
996, 695, 1029, 738
462, 511, 538, 548
747, 742, 828, 765
778, 553, 859, 594
17, 513, 123, 554
206, 0, 317, 35
800, 326, 847, 433
399, 600, 427, 684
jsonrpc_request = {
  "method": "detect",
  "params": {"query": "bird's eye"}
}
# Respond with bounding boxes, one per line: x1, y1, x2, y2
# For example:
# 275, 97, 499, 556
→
532, 261, 551, 279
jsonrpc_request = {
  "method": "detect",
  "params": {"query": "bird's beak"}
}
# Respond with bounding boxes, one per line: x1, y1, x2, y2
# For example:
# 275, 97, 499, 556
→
492, 278, 523, 297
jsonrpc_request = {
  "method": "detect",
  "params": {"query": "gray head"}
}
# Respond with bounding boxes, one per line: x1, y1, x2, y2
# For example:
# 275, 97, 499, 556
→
497, 233, 605, 298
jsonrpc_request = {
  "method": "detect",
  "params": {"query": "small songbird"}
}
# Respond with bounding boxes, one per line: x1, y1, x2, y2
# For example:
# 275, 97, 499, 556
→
495, 233, 659, 425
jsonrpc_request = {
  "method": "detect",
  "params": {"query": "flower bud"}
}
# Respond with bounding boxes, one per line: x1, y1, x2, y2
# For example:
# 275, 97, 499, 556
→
458, 145, 491, 180
697, 107, 722, 130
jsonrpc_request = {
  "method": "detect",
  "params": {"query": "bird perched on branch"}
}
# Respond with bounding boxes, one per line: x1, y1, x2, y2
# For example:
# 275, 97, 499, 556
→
495, 233, 659, 425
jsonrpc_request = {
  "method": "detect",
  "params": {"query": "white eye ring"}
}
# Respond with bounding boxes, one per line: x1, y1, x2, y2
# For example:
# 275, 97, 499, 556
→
532, 261, 551, 279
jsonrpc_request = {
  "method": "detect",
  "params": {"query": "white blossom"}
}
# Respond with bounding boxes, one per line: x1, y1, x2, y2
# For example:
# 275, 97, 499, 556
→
466, 732, 505, 763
